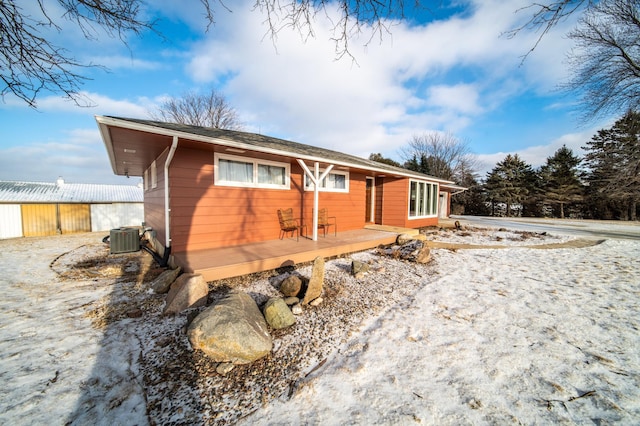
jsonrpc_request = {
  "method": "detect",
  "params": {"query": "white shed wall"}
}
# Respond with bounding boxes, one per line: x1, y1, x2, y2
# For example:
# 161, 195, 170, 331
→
0, 204, 23, 239
91, 203, 144, 232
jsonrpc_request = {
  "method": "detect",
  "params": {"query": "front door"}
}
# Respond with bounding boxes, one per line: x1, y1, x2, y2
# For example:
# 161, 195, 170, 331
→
439, 192, 448, 218
365, 177, 375, 222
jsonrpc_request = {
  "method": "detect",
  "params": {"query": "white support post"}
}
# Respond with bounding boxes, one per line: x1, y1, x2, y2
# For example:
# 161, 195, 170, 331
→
297, 159, 334, 241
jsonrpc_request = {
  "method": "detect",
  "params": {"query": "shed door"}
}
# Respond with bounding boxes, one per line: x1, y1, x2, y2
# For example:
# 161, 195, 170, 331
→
21, 204, 57, 237
59, 204, 91, 233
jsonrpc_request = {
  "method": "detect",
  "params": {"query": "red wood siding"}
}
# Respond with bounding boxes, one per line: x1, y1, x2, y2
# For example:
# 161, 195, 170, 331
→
300, 172, 367, 234
168, 148, 307, 253
143, 143, 441, 254
164, 147, 379, 253
378, 177, 438, 228
380, 178, 407, 227
144, 150, 168, 246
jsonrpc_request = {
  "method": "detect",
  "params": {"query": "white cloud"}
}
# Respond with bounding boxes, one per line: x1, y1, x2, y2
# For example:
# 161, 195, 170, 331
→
427, 84, 483, 115
475, 124, 605, 177
0, 127, 130, 184
6, 92, 156, 117
177, 0, 581, 160
1, 0, 591, 185
86, 56, 163, 71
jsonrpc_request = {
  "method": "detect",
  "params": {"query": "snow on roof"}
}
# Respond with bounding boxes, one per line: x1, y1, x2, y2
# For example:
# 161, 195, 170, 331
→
0, 179, 143, 203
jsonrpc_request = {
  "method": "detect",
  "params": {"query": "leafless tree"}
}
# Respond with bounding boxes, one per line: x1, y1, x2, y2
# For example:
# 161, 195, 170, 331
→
1, 0, 155, 107
150, 89, 243, 130
563, 0, 640, 120
505, 0, 592, 60
1, 0, 601, 108
400, 132, 478, 183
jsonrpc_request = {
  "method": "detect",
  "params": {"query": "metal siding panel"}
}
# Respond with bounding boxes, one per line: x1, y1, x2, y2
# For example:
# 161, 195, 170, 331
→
90, 203, 144, 232
59, 204, 91, 233
21, 204, 57, 236
90, 204, 116, 232
117, 203, 144, 227
0, 204, 23, 239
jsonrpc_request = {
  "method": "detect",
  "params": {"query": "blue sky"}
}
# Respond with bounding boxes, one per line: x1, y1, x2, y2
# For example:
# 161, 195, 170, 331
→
0, 0, 611, 185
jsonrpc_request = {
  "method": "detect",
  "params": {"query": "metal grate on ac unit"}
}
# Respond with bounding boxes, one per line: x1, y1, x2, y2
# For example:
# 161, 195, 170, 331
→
110, 227, 140, 254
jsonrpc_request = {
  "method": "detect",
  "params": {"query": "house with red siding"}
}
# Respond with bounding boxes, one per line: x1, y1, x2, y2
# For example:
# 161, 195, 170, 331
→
96, 116, 463, 266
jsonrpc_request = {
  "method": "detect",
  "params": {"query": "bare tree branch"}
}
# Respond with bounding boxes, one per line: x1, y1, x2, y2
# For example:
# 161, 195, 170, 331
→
564, 0, 640, 120
0, 0, 155, 107
504, 0, 591, 62
150, 89, 243, 130
399, 132, 478, 183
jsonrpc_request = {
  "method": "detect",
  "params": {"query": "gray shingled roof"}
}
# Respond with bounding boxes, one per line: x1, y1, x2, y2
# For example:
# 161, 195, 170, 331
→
108, 116, 454, 184
0, 180, 143, 203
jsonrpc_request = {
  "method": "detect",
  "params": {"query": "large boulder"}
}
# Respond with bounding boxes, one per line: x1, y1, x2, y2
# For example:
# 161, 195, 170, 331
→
302, 256, 324, 305
187, 292, 272, 364
351, 260, 370, 279
280, 275, 302, 297
263, 297, 296, 329
414, 246, 431, 264
377, 239, 431, 264
163, 273, 208, 315
396, 233, 426, 245
151, 267, 182, 294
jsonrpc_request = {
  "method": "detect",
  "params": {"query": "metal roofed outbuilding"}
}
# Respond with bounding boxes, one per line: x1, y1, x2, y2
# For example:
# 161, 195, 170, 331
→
0, 178, 144, 239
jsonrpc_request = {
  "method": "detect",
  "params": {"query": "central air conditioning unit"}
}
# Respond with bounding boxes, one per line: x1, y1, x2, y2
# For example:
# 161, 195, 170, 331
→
110, 227, 140, 254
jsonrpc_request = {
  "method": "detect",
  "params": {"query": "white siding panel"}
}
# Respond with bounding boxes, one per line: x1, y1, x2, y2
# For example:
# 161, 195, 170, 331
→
91, 203, 144, 232
0, 204, 23, 239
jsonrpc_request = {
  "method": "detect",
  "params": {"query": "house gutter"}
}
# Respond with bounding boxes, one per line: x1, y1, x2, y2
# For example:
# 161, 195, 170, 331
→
95, 116, 455, 185
164, 136, 179, 252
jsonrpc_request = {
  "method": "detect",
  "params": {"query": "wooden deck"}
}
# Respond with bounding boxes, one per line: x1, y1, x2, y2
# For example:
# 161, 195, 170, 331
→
173, 227, 408, 282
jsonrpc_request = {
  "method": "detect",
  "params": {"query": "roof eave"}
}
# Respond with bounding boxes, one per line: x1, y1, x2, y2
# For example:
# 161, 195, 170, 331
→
96, 116, 120, 175
95, 116, 455, 184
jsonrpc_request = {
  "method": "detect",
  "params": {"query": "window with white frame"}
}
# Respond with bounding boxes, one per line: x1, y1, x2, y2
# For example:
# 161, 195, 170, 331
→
151, 160, 157, 189
214, 153, 290, 189
408, 180, 438, 218
304, 169, 349, 193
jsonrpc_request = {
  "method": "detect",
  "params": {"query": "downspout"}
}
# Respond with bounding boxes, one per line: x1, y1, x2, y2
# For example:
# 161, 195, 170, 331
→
162, 136, 179, 265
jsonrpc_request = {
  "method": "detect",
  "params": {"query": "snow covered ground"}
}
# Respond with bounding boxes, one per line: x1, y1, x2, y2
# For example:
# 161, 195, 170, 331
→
243, 236, 640, 424
0, 221, 639, 425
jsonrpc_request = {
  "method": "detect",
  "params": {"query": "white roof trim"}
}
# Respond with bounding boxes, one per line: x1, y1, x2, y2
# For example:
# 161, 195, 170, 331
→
95, 115, 455, 185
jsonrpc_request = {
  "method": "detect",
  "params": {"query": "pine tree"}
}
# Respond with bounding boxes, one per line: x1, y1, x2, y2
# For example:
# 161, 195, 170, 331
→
583, 110, 640, 220
483, 154, 536, 217
539, 145, 584, 219
403, 154, 431, 175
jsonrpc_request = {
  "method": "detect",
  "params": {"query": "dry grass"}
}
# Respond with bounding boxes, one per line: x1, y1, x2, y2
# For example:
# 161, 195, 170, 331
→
50, 243, 166, 329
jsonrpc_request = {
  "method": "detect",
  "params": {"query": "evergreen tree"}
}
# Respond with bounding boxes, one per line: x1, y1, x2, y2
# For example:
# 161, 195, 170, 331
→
539, 145, 584, 218
483, 154, 536, 217
583, 110, 640, 220
403, 154, 431, 175
368, 153, 401, 168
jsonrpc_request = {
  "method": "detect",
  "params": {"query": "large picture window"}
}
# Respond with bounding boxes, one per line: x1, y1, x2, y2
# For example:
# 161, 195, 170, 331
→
409, 180, 438, 218
214, 153, 289, 189
304, 170, 349, 193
